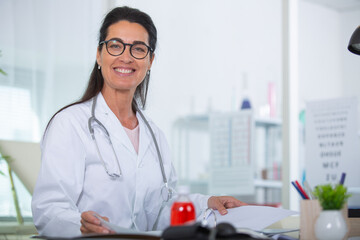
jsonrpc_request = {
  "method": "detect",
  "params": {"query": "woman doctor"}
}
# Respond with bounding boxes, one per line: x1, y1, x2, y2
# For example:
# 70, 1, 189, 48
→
32, 6, 246, 237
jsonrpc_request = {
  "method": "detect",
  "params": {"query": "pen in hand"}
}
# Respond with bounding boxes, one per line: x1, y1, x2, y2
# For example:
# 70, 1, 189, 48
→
80, 211, 111, 234
92, 213, 113, 232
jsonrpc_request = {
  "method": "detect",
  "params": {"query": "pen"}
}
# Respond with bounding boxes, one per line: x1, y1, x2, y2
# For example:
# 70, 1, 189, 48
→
295, 180, 310, 199
339, 172, 346, 185
303, 180, 315, 200
93, 213, 112, 233
291, 181, 306, 199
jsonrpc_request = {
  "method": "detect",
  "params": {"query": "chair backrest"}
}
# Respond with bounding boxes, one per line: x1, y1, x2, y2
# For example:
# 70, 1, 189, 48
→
0, 140, 41, 194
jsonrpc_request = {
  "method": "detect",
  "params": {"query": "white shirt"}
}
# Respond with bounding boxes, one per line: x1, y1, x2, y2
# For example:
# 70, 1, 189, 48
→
123, 125, 139, 154
31, 93, 209, 237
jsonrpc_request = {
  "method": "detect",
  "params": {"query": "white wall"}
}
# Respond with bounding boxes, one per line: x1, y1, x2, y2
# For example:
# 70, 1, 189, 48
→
299, 1, 360, 126
298, 1, 343, 109
341, 9, 360, 124
0, 0, 106, 140
116, 0, 283, 138
0, 0, 284, 143
298, 1, 360, 207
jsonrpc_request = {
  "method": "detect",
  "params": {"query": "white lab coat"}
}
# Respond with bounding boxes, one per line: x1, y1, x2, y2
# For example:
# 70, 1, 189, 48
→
32, 93, 209, 237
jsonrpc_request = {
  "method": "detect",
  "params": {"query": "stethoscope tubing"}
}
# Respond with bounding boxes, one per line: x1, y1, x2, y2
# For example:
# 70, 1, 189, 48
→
133, 103, 168, 188
88, 95, 172, 230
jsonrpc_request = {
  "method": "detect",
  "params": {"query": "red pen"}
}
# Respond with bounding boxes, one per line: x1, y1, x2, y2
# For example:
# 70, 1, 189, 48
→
295, 180, 310, 199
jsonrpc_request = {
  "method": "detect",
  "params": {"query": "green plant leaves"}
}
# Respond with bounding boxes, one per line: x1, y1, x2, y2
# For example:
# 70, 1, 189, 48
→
0, 50, 6, 76
0, 68, 6, 76
313, 184, 352, 210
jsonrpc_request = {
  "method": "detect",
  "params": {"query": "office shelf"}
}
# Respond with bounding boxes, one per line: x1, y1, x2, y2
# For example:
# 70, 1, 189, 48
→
173, 114, 282, 129
254, 179, 282, 189
173, 115, 209, 130
255, 117, 282, 128
172, 112, 282, 204
349, 187, 360, 194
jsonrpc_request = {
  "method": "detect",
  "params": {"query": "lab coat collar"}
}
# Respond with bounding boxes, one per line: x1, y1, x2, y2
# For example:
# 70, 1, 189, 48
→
136, 110, 152, 165
94, 93, 135, 155
94, 93, 153, 161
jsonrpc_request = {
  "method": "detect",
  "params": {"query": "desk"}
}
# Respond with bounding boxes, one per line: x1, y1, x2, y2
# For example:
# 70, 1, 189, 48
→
266, 215, 300, 238
348, 218, 360, 238
0, 222, 37, 234
2, 217, 359, 240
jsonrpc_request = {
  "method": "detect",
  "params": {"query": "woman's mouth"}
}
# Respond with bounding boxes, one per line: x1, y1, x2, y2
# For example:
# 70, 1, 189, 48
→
114, 68, 134, 74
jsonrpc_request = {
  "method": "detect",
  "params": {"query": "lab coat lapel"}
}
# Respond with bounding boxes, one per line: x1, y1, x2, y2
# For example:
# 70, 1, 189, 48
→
137, 111, 152, 165
95, 94, 136, 155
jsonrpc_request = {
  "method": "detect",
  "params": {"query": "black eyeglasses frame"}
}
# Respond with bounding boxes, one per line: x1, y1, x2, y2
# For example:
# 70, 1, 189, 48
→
99, 38, 154, 60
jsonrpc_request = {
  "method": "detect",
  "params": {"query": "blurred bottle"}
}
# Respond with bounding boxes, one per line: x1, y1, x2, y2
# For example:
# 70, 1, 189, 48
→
240, 73, 251, 110
170, 186, 195, 226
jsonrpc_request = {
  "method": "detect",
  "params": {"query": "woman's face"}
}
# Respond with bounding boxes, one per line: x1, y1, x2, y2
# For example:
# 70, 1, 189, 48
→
97, 20, 154, 96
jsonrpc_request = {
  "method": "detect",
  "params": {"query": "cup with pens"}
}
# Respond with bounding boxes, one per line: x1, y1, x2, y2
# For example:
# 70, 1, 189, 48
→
295, 172, 351, 240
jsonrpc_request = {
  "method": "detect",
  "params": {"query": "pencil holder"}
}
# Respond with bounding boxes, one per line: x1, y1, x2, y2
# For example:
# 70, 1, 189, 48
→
300, 200, 321, 240
300, 200, 349, 240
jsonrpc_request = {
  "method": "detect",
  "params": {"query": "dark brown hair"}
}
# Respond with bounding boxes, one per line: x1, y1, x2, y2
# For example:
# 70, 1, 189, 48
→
46, 6, 157, 130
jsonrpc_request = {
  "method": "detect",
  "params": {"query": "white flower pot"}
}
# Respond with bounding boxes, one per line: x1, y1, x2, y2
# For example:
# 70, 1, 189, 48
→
314, 210, 347, 240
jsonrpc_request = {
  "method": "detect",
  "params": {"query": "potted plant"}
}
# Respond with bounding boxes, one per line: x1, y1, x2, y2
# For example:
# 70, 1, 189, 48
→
313, 184, 351, 240
0, 50, 6, 76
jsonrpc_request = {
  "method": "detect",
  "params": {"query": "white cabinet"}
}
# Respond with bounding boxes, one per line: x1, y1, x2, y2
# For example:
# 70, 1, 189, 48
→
172, 112, 282, 205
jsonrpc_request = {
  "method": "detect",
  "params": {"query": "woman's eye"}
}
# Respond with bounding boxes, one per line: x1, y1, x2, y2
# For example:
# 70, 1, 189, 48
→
109, 44, 121, 49
133, 47, 146, 53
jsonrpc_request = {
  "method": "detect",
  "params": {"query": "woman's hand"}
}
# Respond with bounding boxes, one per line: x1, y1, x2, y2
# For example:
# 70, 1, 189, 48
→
80, 210, 114, 234
207, 196, 247, 215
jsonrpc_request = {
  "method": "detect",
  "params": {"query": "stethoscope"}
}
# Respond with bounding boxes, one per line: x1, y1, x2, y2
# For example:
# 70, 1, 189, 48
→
88, 95, 173, 230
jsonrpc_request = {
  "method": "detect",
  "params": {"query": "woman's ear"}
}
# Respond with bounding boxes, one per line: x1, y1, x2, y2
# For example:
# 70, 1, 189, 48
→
149, 53, 155, 69
96, 47, 101, 67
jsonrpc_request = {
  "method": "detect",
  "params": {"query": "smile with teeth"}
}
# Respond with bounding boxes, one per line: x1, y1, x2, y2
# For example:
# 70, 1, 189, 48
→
114, 68, 134, 74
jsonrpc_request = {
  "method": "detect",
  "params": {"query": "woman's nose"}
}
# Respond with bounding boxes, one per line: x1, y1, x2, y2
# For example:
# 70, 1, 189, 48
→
119, 46, 134, 63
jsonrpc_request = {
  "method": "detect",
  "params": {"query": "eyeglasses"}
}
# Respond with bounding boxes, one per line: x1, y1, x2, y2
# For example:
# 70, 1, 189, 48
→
99, 38, 153, 59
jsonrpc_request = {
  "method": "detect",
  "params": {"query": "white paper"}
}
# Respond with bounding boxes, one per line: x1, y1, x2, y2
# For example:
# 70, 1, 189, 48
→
205, 206, 298, 231
93, 206, 297, 236
93, 214, 162, 237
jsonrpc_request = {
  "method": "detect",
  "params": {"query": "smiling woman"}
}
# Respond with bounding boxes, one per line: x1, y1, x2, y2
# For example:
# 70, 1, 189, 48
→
3, 1, 360, 239
96, 20, 155, 121
30, 6, 246, 237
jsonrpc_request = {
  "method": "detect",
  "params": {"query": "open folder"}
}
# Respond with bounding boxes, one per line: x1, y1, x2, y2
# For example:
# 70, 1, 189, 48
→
93, 206, 297, 234
33, 206, 298, 239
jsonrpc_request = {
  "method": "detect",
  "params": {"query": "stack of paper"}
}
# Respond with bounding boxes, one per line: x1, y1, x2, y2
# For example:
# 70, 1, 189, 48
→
204, 206, 298, 231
